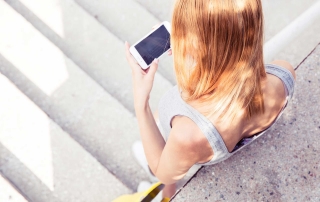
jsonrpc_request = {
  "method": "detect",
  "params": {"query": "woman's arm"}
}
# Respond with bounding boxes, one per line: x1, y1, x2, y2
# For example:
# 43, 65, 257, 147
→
124, 41, 167, 176
135, 103, 166, 174
136, 104, 204, 184
125, 42, 201, 184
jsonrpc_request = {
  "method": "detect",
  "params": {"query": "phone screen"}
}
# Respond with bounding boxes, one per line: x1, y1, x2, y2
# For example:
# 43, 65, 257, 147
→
135, 25, 171, 65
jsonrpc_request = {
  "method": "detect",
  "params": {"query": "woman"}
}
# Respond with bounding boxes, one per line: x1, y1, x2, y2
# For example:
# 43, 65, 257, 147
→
125, 0, 296, 200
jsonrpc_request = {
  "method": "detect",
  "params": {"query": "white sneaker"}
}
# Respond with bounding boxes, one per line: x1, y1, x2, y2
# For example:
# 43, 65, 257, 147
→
137, 181, 152, 192
132, 141, 158, 182
137, 181, 163, 202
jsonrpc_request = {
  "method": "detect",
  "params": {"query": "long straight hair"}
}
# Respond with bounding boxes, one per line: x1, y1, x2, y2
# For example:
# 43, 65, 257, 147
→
171, 0, 266, 121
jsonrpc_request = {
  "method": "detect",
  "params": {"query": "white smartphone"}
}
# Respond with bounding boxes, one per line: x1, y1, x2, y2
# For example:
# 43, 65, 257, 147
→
130, 21, 171, 69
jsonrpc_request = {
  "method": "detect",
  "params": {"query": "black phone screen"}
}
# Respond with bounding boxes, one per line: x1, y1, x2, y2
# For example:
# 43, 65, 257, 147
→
135, 25, 171, 65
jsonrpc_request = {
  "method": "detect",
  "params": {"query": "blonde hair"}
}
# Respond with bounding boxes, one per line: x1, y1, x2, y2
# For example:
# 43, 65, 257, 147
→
171, 0, 266, 121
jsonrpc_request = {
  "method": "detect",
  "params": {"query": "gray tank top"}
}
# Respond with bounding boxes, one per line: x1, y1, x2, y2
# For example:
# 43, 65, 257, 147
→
158, 64, 295, 165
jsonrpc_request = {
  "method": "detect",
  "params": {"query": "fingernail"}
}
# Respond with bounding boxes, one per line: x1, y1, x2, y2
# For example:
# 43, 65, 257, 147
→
154, 59, 159, 64
125, 41, 128, 45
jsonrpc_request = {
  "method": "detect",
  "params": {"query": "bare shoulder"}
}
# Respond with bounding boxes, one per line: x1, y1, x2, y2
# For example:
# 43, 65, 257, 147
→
155, 116, 212, 183
170, 116, 214, 163
170, 116, 204, 145
271, 60, 296, 80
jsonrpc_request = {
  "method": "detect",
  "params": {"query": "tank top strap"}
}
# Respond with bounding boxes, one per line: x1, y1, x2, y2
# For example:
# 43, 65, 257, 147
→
265, 64, 295, 100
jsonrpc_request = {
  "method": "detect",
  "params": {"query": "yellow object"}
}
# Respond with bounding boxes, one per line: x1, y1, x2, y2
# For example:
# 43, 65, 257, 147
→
160, 197, 170, 202
112, 182, 165, 202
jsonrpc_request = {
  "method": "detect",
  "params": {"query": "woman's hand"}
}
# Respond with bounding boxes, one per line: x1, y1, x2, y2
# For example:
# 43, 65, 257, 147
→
125, 41, 158, 110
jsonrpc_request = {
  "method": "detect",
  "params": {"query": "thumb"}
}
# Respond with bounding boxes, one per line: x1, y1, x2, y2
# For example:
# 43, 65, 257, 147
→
148, 59, 159, 76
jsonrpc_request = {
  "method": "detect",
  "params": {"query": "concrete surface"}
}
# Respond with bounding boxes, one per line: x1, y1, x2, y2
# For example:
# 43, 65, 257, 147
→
273, 16, 320, 67
264, 1, 320, 64
0, 73, 131, 202
5, 0, 173, 113
262, 0, 319, 41
75, 0, 176, 85
172, 43, 320, 202
134, 0, 173, 22
0, 175, 28, 202
0, 1, 148, 190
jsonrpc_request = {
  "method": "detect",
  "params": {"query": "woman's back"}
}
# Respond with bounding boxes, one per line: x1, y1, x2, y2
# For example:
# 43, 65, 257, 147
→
203, 61, 295, 152
159, 61, 296, 165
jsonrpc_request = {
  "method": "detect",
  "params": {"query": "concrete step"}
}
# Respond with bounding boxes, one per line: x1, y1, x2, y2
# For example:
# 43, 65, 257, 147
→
266, 1, 320, 67
134, 0, 172, 22
0, 1, 147, 190
0, 73, 131, 202
262, 0, 319, 41
74, 0, 176, 84
5, 0, 173, 113
274, 17, 320, 68
0, 175, 28, 202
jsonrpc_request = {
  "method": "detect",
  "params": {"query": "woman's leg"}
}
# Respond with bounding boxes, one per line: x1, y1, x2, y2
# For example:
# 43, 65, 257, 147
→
163, 183, 176, 198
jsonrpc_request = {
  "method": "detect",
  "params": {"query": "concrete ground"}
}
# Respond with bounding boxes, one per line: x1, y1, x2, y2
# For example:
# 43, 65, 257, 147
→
172, 43, 320, 202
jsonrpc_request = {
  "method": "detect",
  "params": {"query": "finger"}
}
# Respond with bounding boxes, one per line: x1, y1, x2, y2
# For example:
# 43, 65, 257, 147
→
124, 41, 132, 61
168, 49, 172, 56
124, 41, 139, 65
147, 59, 159, 77
152, 24, 160, 30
